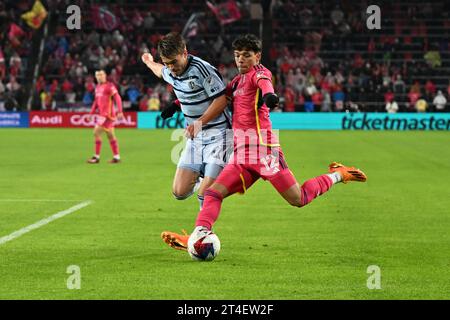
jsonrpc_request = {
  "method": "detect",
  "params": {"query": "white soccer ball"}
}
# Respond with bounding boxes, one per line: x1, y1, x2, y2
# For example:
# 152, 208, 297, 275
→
188, 229, 221, 261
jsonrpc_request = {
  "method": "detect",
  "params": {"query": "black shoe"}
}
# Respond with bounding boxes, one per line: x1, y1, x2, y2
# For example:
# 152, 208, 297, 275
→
87, 156, 100, 164
108, 158, 121, 164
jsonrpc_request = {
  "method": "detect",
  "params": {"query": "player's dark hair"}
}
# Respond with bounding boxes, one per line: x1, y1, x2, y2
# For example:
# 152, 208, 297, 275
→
232, 34, 262, 53
158, 32, 186, 58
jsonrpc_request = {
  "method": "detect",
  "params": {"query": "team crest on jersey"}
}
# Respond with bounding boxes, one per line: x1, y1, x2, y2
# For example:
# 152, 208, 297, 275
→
256, 71, 267, 79
188, 80, 196, 90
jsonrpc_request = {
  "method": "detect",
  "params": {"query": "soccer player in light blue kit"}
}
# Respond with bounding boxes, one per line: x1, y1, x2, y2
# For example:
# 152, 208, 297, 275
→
142, 32, 232, 211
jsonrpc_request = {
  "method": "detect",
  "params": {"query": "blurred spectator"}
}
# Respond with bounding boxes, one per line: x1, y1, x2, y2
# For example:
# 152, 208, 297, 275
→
148, 93, 161, 111
433, 90, 447, 112
9, 52, 22, 77
126, 81, 141, 110
6, 76, 20, 93
283, 86, 296, 112
408, 81, 422, 109
139, 93, 150, 111
415, 98, 428, 112
330, 5, 344, 26
425, 80, 436, 96
304, 100, 314, 112
424, 49, 441, 68
36, 76, 45, 93
40, 90, 51, 110
393, 75, 405, 95
0, 79, 5, 111
0, 48, 5, 80
82, 91, 94, 106
384, 89, 394, 104
320, 90, 332, 112
70, 61, 88, 78
8, 23, 27, 48
346, 101, 360, 112
386, 100, 399, 113
299, 6, 313, 27
144, 12, 155, 30
311, 90, 323, 110
332, 86, 345, 111
61, 79, 73, 94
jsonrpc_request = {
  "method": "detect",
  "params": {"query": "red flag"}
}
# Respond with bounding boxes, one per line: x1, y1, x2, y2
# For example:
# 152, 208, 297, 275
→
8, 23, 27, 48
206, 0, 241, 25
91, 6, 120, 31
182, 13, 204, 39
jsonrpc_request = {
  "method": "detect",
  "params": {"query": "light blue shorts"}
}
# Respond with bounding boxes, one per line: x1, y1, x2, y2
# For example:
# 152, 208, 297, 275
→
177, 135, 232, 179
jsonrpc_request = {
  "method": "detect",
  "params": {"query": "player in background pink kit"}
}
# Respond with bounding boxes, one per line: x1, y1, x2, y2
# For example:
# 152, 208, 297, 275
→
87, 69, 124, 164
161, 34, 367, 251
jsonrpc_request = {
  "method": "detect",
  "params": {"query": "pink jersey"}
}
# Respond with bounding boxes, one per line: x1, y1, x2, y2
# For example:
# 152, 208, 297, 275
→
90, 82, 123, 120
227, 64, 279, 149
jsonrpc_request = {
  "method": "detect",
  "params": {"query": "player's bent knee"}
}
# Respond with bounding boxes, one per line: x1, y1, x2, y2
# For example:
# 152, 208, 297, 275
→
285, 194, 302, 207
205, 185, 228, 198
172, 189, 194, 200
289, 198, 303, 208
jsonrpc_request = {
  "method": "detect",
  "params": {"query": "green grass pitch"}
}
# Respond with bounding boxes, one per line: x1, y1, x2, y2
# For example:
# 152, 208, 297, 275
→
0, 128, 449, 299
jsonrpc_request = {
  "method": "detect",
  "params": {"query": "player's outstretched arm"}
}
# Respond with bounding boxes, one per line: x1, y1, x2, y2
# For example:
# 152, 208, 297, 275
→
257, 78, 279, 110
141, 52, 163, 79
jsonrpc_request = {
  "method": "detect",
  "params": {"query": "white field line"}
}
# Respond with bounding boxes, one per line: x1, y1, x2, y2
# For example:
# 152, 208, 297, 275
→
0, 200, 92, 246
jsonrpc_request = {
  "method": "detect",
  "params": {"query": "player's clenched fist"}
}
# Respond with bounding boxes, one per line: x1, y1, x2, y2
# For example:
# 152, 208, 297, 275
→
141, 52, 154, 65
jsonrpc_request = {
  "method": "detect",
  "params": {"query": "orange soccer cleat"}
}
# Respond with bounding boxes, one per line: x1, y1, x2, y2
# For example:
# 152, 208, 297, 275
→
161, 229, 190, 252
328, 162, 367, 183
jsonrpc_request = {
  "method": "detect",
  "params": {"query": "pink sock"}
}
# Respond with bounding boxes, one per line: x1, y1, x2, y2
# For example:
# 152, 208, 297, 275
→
300, 174, 333, 207
109, 139, 119, 157
195, 189, 224, 230
95, 138, 102, 156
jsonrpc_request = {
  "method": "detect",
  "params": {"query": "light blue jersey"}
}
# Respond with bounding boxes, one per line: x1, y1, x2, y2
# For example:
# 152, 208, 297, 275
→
161, 55, 231, 144
161, 55, 233, 179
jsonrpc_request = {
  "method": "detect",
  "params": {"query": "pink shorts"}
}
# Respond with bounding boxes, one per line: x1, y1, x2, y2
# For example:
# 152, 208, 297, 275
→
96, 116, 115, 131
215, 146, 297, 194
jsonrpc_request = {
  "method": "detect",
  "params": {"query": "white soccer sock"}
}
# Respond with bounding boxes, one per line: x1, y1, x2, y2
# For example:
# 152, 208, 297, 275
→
114, 155, 121, 160
327, 172, 342, 184
194, 226, 210, 234
94, 155, 100, 159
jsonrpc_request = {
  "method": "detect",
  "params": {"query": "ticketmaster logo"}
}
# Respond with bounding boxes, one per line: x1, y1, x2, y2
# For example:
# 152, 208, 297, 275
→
342, 114, 450, 130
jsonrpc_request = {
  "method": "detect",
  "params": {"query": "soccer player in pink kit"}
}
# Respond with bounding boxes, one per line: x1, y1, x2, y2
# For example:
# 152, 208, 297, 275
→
87, 69, 124, 164
161, 34, 367, 251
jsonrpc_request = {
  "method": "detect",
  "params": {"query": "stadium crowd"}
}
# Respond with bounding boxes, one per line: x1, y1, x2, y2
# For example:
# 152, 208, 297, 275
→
1, 0, 449, 113
0, 0, 39, 111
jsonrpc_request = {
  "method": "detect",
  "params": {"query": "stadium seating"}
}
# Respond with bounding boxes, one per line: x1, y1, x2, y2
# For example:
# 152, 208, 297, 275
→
0, 1, 41, 111
271, 0, 450, 112
2, 0, 449, 113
